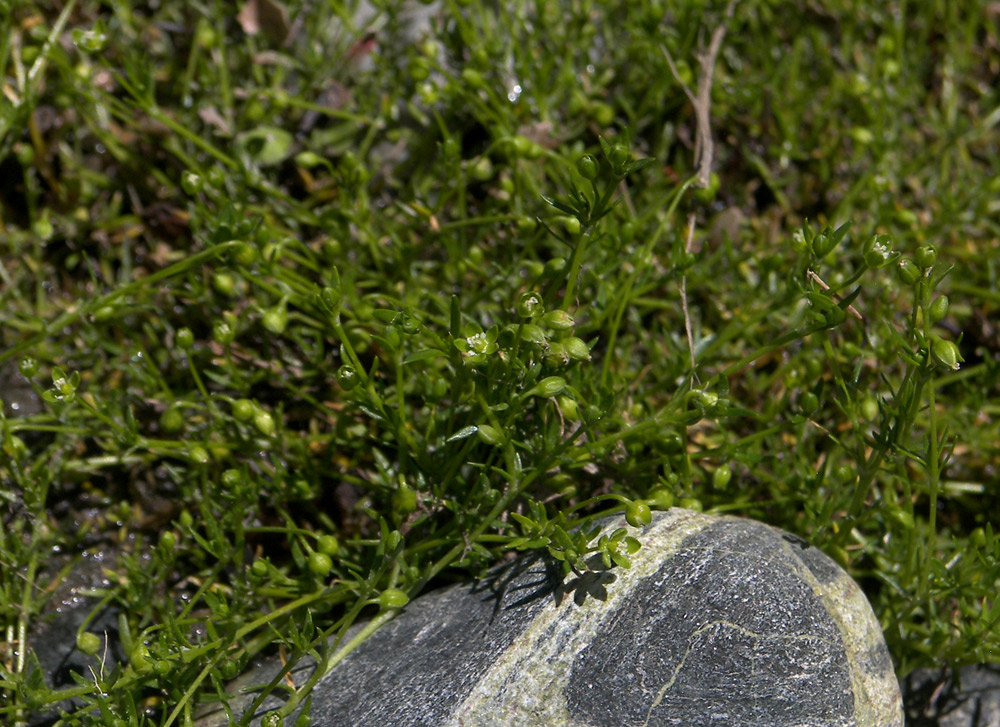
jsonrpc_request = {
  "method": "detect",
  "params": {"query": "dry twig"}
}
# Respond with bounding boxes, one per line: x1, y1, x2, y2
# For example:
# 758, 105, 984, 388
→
661, 0, 739, 373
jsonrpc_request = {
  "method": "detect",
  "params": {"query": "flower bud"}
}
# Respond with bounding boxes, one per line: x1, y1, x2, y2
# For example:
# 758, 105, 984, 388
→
812, 233, 836, 258
337, 365, 360, 390
577, 154, 599, 180
914, 244, 937, 270
897, 258, 921, 285
516, 291, 544, 319
18, 357, 39, 379
862, 233, 894, 268
176, 327, 194, 350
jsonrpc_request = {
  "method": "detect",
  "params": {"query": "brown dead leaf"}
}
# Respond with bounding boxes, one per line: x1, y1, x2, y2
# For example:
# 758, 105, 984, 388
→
237, 0, 290, 44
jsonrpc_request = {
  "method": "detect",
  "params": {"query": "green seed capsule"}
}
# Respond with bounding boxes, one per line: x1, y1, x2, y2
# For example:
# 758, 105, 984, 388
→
188, 445, 210, 464
561, 216, 582, 236
608, 144, 630, 174
317, 535, 340, 556
476, 424, 504, 446
928, 295, 949, 322
647, 488, 674, 510
379, 588, 410, 609
176, 327, 194, 350
625, 499, 652, 527
812, 234, 836, 258
542, 310, 575, 329
897, 258, 921, 285
393, 484, 418, 514
213, 320, 235, 345
232, 398, 255, 421
77, 631, 101, 656
262, 305, 288, 335
530, 376, 566, 398
914, 244, 937, 270
577, 154, 599, 180
307, 552, 333, 577
253, 410, 276, 436
930, 337, 962, 370
18, 357, 39, 378
160, 407, 184, 434
562, 336, 591, 360
212, 272, 237, 297
712, 463, 732, 490
337, 365, 360, 390
516, 291, 544, 318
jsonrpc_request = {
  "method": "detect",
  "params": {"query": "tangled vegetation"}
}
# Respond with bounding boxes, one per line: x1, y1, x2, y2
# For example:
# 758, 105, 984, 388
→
1, 0, 998, 724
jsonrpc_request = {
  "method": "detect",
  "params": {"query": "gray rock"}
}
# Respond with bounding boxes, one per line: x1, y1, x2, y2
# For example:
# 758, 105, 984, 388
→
199, 508, 903, 726
903, 665, 1000, 727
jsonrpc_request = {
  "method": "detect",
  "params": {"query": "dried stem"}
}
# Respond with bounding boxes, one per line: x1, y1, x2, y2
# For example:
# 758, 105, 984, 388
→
661, 0, 739, 375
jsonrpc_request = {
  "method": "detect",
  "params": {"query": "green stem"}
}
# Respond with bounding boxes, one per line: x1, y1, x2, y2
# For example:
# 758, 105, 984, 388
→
0, 242, 239, 366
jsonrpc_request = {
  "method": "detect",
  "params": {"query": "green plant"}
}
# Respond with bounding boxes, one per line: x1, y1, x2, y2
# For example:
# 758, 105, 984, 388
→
2, 0, 999, 724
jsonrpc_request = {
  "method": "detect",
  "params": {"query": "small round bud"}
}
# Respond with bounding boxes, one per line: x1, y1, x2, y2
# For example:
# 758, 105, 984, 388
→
542, 309, 575, 329
180, 171, 203, 196
213, 320, 235, 345
476, 424, 504, 446
337, 364, 360, 391
307, 552, 333, 577
160, 406, 184, 434
897, 258, 921, 286
930, 337, 962, 370
914, 245, 937, 270
712, 463, 732, 490
928, 295, 949, 322
516, 291, 544, 319
562, 336, 591, 360
262, 304, 288, 335
608, 144, 630, 173
379, 588, 410, 609
253, 410, 275, 436
232, 398, 255, 421
176, 327, 194, 350
561, 216, 582, 236
625, 499, 652, 527
317, 535, 340, 556
577, 154, 599, 180
648, 488, 674, 510
529, 376, 566, 398
392, 484, 418, 514
188, 444, 210, 464
77, 632, 101, 656
800, 392, 819, 414
18, 357, 39, 379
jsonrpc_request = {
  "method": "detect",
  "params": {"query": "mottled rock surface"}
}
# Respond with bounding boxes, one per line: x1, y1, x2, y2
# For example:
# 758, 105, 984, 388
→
903, 665, 1000, 727
198, 508, 903, 726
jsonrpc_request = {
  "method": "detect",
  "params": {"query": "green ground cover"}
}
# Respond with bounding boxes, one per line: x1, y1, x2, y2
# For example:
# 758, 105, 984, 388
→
1, 0, 998, 723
